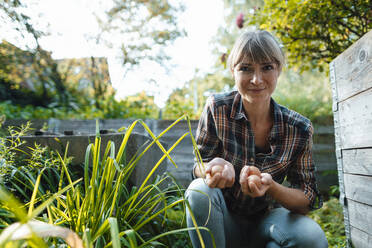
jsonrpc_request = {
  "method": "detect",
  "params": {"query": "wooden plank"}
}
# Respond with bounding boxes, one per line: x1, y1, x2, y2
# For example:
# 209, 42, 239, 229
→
348, 199, 372, 236
337, 87, 372, 149
343, 148, 372, 176
344, 174, 372, 206
332, 30, 372, 102
350, 227, 372, 248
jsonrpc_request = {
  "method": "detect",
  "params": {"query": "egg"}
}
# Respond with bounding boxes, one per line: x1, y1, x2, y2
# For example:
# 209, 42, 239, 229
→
248, 174, 262, 188
211, 165, 224, 176
249, 166, 261, 177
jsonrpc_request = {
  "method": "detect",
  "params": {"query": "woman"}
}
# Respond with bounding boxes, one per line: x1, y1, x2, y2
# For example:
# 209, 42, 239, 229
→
186, 30, 328, 248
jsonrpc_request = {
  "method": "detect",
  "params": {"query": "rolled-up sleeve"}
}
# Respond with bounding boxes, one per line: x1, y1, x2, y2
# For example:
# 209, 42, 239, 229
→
192, 96, 222, 179
287, 125, 323, 210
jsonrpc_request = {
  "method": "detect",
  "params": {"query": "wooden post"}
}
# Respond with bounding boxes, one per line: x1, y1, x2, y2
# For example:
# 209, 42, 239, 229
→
330, 30, 372, 248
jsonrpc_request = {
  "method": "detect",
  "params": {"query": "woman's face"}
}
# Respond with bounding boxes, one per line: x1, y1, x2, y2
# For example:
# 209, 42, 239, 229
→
232, 57, 280, 104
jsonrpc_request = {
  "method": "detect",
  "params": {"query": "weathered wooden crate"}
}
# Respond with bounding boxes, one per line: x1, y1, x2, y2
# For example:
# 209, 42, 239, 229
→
330, 30, 372, 248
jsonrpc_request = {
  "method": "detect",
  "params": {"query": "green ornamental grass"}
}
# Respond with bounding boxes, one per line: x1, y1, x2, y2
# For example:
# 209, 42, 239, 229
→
0, 116, 212, 247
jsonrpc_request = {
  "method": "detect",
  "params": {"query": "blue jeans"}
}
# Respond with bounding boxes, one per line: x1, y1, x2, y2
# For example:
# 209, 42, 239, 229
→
185, 178, 328, 248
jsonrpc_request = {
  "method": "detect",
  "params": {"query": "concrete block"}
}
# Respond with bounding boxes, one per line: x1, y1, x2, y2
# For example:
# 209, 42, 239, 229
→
12, 132, 167, 187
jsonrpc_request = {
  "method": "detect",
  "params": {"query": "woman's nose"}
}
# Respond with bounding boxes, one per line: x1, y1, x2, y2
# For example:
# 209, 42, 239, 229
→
250, 71, 263, 84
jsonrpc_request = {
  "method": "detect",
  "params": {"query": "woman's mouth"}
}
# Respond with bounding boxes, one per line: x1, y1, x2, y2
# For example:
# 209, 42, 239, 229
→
247, 88, 265, 92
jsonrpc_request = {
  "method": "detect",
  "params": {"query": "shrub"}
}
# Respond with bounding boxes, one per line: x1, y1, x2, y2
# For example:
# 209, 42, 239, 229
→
273, 70, 333, 125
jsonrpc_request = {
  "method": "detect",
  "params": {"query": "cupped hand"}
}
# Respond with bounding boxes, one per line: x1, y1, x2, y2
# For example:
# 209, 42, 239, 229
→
239, 165, 273, 197
205, 157, 235, 189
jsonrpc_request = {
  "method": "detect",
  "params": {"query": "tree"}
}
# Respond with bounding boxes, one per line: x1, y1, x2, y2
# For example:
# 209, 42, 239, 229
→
119, 91, 159, 119
56, 57, 115, 109
1, 0, 185, 114
0, 40, 71, 107
94, 0, 185, 74
0, 0, 71, 107
163, 86, 195, 119
248, 0, 372, 72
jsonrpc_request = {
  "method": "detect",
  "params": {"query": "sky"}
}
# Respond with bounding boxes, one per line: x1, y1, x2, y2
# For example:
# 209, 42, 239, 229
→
1, 0, 225, 108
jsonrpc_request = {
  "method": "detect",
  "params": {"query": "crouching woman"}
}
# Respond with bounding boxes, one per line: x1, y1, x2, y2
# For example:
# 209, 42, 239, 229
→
186, 30, 328, 248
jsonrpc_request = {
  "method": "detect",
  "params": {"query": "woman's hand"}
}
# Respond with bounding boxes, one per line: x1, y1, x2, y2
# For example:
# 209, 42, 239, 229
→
205, 157, 235, 189
239, 165, 273, 197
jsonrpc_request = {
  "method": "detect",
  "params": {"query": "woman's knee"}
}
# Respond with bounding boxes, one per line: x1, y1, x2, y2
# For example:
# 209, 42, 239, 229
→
185, 178, 224, 215
186, 178, 218, 203
285, 214, 328, 248
261, 208, 328, 248
293, 216, 328, 248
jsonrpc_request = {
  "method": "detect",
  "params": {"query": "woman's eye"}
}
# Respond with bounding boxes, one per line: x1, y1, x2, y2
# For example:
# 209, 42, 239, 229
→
240, 66, 253, 72
263, 65, 274, 71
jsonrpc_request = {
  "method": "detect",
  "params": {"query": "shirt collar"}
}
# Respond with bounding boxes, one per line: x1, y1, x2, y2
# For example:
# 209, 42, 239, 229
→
230, 92, 246, 120
230, 92, 284, 140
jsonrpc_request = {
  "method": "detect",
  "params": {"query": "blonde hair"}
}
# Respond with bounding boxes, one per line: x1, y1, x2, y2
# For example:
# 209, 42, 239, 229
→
227, 30, 285, 72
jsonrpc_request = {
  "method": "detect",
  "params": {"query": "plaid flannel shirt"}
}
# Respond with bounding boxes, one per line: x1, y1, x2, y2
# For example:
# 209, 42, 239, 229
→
193, 91, 322, 217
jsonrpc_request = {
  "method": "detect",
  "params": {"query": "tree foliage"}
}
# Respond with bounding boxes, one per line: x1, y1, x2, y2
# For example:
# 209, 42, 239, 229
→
0, 40, 72, 108
0, 0, 46, 47
0, 0, 73, 108
95, 0, 185, 73
0, 0, 184, 117
212, 0, 264, 58
273, 70, 333, 125
249, 0, 372, 71
163, 87, 195, 119
56, 57, 115, 109
163, 71, 235, 120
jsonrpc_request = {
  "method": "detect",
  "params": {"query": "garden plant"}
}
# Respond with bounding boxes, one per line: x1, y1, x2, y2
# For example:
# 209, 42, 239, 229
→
0, 116, 211, 247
